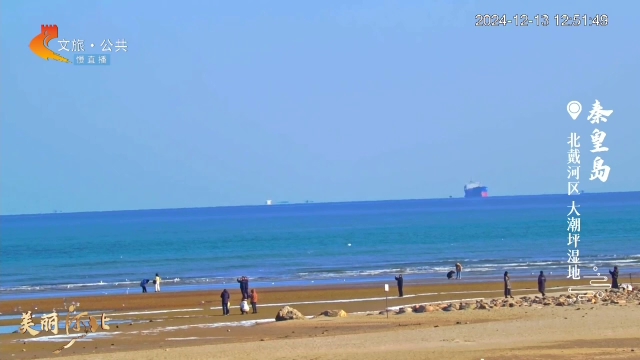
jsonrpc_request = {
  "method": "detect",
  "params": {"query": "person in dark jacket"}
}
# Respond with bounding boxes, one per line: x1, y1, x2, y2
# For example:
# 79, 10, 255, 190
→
609, 266, 619, 289
504, 271, 513, 299
220, 289, 230, 315
537, 271, 546, 297
237, 277, 246, 298
447, 270, 455, 280
394, 274, 404, 297
243, 277, 250, 299
140, 279, 150, 293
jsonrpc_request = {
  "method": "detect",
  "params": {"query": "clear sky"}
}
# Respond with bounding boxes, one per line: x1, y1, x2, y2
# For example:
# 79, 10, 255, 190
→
1, 0, 638, 215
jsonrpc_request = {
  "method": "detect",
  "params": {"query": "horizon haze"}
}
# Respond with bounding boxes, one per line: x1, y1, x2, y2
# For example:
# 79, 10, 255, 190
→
1, 190, 637, 217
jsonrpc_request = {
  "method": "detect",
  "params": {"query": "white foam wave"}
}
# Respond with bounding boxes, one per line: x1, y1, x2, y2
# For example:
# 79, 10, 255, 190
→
0, 278, 182, 292
294, 260, 637, 279
166, 336, 226, 340
143, 315, 325, 334
4, 258, 638, 293
141, 318, 279, 333
207, 293, 438, 310
113, 308, 203, 316
14, 332, 122, 343
102, 288, 573, 317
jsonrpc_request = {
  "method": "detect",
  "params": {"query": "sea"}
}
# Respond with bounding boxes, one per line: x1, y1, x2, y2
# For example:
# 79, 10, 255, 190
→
1, 192, 639, 301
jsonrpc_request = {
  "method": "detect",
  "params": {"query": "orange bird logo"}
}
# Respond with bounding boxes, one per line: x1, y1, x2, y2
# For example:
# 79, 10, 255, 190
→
29, 25, 71, 63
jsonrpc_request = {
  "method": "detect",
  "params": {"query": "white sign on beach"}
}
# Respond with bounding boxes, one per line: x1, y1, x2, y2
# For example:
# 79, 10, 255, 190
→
384, 284, 389, 292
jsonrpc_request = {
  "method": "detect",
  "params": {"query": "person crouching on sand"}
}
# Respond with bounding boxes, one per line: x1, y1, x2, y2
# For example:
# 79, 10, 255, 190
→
538, 271, 547, 297
250, 289, 258, 314
154, 273, 161, 292
447, 270, 455, 280
140, 279, 150, 293
221, 289, 230, 316
240, 298, 250, 315
504, 271, 514, 299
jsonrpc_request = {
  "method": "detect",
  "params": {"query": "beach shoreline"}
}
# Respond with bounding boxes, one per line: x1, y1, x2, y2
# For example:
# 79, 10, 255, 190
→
0, 277, 607, 315
1, 278, 638, 360
3, 270, 638, 302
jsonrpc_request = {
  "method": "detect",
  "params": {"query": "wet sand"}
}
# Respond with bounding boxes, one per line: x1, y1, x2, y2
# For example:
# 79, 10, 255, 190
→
1, 278, 638, 359
0, 276, 592, 316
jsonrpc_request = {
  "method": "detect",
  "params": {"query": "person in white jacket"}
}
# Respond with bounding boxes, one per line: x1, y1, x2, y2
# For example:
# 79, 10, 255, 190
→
154, 273, 161, 292
240, 298, 250, 315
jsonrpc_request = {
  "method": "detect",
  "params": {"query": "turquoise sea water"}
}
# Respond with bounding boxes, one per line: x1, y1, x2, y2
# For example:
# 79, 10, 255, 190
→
1, 192, 639, 300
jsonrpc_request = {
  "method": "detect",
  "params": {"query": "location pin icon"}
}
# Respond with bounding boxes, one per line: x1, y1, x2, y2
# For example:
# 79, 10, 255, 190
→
567, 101, 582, 120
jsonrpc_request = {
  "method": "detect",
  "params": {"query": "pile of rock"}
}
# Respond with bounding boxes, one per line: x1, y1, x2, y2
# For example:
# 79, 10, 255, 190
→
275, 306, 306, 321
275, 307, 351, 321
390, 288, 639, 315
393, 302, 464, 314
317, 310, 348, 318
274, 289, 638, 320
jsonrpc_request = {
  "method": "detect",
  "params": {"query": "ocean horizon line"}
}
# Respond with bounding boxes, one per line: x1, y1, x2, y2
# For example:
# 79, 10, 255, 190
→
2, 190, 639, 218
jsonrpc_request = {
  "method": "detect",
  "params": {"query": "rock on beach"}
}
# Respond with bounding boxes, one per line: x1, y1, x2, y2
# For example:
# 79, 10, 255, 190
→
380, 288, 639, 316
275, 306, 306, 321
317, 310, 347, 318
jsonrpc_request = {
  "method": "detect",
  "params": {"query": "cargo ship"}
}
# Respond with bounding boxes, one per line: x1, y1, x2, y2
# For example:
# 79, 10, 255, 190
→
464, 181, 488, 198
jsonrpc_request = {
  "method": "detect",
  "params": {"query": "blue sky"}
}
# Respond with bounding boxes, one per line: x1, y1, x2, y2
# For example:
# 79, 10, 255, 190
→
1, 0, 638, 215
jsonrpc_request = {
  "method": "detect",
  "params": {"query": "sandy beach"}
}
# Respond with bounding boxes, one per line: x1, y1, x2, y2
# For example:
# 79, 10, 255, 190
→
2, 278, 639, 359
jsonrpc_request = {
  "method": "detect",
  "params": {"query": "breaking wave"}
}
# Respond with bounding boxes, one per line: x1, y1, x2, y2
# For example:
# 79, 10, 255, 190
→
2, 256, 638, 295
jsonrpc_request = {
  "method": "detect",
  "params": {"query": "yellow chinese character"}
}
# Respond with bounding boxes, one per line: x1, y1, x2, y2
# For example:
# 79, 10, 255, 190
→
70, 311, 89, 332
19, 311, 40, 336
101, 313, 111, 330
64, 305, 75, 335
89, 316, 99, 333
40, 312, 59, 334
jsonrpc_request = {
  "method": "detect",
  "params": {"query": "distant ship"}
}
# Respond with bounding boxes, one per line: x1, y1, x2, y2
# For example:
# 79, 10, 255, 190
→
464, 181, 488, 198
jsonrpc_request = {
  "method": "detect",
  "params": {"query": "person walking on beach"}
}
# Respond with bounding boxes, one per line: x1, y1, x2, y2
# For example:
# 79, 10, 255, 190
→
504, 271, 514, 299
154, 273, 161, 292
609, 266, 619, 289
537, 271, 547, 297
250, 289, 259, 314
395, 274, 404, 297
140, 279, 150, 293
220, 289, 230, 316
455, 263, 463, 280
240, 298, 250, 315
